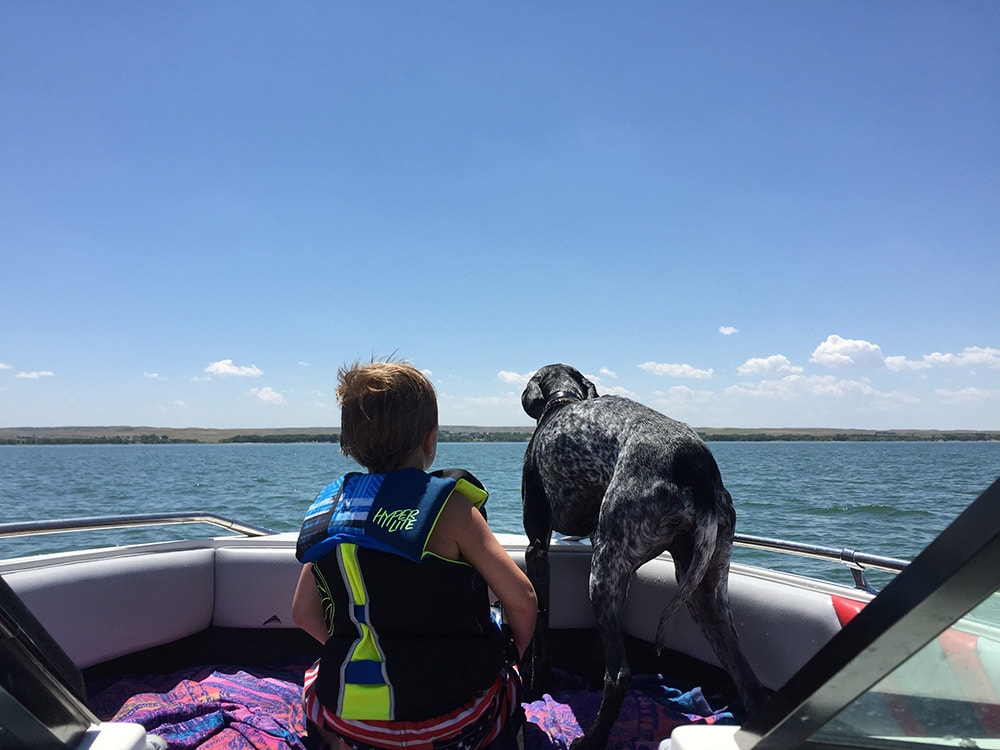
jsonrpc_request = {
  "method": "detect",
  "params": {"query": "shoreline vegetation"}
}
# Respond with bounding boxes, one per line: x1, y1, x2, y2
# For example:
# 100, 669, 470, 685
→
1, 425, 997, 445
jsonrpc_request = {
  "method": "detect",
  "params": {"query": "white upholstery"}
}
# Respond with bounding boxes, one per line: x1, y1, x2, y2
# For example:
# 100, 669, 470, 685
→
3, 542, 307, 669
6, 549, 215, 669
212, 546, 301, 629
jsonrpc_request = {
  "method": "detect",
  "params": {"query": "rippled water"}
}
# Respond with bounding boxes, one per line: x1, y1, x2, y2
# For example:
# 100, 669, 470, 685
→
2, 441, 997, 587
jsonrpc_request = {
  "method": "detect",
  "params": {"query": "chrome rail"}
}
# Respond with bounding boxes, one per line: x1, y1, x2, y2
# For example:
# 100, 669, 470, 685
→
0, 515, 907, 591
734, 532, 909, 592
557, 531, 907, 591
0, 513, 274, 539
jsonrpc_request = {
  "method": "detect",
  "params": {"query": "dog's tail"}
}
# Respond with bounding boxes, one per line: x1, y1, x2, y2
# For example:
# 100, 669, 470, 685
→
654, 508, 719, 653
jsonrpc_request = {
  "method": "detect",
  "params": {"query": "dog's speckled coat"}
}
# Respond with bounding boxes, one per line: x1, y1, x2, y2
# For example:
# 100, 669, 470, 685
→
521, 364, 765, 749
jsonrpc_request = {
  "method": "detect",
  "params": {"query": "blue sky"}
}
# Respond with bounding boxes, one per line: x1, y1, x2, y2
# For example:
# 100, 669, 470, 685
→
2, 3, 998, 430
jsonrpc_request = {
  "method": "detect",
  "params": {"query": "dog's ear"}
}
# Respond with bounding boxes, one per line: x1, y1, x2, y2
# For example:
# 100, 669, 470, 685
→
581, 375, 599, 400
522, 378, 546, 419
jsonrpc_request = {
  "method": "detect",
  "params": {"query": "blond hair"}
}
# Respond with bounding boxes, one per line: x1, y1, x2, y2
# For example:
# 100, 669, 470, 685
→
336, 360, 438, 472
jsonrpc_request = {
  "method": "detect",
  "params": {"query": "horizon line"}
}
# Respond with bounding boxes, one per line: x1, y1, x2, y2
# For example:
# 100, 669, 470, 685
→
2, 425, 998, 435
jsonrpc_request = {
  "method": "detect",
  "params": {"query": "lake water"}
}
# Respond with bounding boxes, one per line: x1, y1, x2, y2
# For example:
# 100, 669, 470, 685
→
2, 441, 998, 588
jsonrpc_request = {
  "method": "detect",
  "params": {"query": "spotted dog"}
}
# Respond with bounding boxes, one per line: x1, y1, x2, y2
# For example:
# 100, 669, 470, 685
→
521, 364, 766, 749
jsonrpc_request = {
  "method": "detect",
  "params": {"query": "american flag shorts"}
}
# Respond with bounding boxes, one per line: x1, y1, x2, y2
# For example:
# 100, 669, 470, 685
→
302, 659, 522, 750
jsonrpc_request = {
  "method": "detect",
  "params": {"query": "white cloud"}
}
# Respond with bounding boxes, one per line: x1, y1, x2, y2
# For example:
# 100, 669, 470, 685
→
924, 346, 1000, 369
935, 387, 1000, 405
652, 385, 718, 408
498, 370, 533, 384
438, 390, 528, 425
601, 384, 639, 399
868, 389, 921, 410
810, 335, 885, 368
581, 370, 634, 398
923, 353, 957, 367
726, 374, 874, 400
884, 356, 931, 372
726, 375, 805, 400
719, 326, 739, 336
248, 386, 286, 404
15, 370, 55, 379
725, 374, 919, 414
886, 346, 1000, 372
804, 375, 877, 398
960, 346, 1000, 368
737, 354, 803, 376
421, 368, 433, 379
205, 359, 263, 377
638, 361, 714, 379
144, 372, 163, 380
0, 362, 11, 370
298, 361, 310, 367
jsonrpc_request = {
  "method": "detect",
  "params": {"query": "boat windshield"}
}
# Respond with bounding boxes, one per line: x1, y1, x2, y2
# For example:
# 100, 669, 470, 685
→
811, 588, 1000, 749
736, 476, 1000, 750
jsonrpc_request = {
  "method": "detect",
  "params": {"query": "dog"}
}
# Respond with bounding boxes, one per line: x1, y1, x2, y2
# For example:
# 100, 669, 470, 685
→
521, 364, 766, 749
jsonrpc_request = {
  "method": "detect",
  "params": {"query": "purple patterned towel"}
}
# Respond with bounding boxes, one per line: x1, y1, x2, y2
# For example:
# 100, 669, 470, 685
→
88, 663, 736, 750
521, 669, 738, 750
89, 663, 314, 750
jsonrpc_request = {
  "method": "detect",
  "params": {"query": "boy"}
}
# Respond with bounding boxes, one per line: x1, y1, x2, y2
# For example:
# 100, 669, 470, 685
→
292, 360, 536, 749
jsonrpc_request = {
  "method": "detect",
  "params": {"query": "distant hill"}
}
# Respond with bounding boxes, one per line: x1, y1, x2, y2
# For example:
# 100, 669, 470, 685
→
695, 427, 1000, 442
0, 425, 997, 445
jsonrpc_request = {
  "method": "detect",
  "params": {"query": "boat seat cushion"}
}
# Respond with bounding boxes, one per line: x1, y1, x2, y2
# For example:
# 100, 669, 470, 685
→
211, 546, 301, 629
6, 549, 215, 669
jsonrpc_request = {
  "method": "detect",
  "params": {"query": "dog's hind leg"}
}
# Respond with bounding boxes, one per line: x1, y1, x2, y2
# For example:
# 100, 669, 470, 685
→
685, 545, 768, 714
573, 538, 634, 750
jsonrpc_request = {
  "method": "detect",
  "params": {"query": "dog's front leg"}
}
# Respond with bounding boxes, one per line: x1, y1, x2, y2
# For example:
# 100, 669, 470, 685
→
522, 466, 553, 699
524, 536, 551, 699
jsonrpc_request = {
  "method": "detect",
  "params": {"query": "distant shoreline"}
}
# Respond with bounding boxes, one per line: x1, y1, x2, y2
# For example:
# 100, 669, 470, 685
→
1, 425, 997, 445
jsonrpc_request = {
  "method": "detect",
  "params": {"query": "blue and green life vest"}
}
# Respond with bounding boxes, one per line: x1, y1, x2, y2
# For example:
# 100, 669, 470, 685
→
295, 468, 505, 721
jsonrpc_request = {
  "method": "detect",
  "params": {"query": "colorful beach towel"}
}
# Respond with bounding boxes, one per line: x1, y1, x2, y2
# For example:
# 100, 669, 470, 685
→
519, 669, 737, 750
89, 664, 315, 750
88, 662, 738, 750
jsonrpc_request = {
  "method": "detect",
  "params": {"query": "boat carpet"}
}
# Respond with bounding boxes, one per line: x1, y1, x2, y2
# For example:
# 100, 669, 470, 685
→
88, 662, 739, 750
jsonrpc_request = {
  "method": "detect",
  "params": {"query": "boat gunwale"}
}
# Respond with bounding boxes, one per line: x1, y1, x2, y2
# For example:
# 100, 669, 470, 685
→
0, 514, 904, 594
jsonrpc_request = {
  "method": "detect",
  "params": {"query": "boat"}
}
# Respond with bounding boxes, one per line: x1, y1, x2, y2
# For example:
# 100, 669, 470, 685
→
1, 476, 998, 750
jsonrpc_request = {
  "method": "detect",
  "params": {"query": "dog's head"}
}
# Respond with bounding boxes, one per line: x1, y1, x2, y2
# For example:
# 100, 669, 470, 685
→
521, 363, 599, 420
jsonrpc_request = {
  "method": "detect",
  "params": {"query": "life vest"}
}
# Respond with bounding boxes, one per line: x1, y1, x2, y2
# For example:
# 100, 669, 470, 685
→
295, 469, 505, 721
